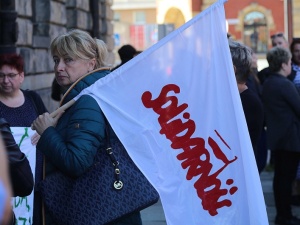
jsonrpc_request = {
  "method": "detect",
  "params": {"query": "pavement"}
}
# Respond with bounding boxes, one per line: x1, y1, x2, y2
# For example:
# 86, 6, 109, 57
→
140, 170, 300, 225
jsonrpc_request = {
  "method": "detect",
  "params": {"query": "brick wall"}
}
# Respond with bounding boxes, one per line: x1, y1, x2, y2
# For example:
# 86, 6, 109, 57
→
14, 0, 114, 112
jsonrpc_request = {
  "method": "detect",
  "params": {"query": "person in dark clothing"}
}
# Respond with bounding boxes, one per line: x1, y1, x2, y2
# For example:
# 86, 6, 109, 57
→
258, 32, 289, 84
0, 118, 34, 224
112, 44, 137, 71
0, 53, 48, 225
287, 38, 300, 87
0, 119, 34, 196
287, 38, 300, 206
31, 29, 142, 225
262, 46, 300, 225
229, 40, 264, 172
257, 33, 290, 172
246, 50, 268, 173
51, 78, 64, 101
0, 136, 13, 225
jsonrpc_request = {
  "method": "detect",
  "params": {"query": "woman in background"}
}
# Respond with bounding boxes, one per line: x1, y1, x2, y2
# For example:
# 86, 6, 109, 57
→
0, 53, 47, 225
262, 46, 300, 225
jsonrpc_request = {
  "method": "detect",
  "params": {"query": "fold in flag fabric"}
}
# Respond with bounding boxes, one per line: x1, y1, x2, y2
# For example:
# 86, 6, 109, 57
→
74, 0, 268, 224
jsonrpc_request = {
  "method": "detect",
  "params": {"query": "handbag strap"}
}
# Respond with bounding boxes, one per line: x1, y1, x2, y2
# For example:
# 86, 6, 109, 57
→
104, 119, 124, 190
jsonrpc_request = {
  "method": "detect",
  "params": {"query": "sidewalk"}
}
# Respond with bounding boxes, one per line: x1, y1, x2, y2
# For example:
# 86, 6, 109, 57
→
141, 170, 300, 225
261, 170, 300, 225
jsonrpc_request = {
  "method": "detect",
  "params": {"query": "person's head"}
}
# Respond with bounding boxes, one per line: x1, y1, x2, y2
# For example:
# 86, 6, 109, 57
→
118, 45, 137, 63
267, 47, 291, 76
290, 38, 300, 66
228, 40, 252, 84
271, 32, 289, 48
50, 29, 108, 87
0, 54, 25, 96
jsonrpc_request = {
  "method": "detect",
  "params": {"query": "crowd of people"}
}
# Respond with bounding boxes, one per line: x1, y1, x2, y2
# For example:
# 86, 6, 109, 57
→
229, 33, 300, 225
0, 25, 300, 225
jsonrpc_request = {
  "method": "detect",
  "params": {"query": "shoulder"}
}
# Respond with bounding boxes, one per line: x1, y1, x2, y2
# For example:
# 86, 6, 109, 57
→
288, 68, 297, 81
0, 118, 9, 128
241, 89, 263, 108
22, 89, 48, 113
65, 69, 111, 101
257, 67, 270, 83
22, 89, 42, 100
71, 95, 102, 116
75, 94, 99, 106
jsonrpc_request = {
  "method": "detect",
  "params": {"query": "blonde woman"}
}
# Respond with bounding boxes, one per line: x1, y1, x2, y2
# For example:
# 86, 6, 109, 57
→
32, 29, 142, 225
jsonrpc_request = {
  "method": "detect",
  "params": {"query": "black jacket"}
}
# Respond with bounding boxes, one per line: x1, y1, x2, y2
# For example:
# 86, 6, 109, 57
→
0, 118, 34, 197
287, 68, 297, 82
262, 73, 300, 151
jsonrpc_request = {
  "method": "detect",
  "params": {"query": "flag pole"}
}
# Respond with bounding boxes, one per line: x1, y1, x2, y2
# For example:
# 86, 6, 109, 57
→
49, 99, 75, 118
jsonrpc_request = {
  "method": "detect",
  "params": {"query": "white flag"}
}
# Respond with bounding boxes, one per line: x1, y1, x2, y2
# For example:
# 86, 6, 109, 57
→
75, 0, 268, 224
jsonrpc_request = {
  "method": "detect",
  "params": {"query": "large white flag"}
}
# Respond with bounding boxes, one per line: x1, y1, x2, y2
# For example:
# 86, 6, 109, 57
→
75, 0, 268, 224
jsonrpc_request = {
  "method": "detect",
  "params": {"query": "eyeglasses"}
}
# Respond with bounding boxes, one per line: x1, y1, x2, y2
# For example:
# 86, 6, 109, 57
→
0, 73, 20, 81
271, 33, 284, 39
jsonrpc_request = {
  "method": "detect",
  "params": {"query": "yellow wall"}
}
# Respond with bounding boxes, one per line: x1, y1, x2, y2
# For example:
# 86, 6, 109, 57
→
294, 0, 300, 37
116, 8, 157, 24
156, 0, 192, 25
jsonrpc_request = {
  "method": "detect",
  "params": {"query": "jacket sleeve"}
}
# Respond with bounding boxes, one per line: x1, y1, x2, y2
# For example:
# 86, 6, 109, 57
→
281, 80, 300, 117
0, 118, 34, 197
37, 95, 106, 178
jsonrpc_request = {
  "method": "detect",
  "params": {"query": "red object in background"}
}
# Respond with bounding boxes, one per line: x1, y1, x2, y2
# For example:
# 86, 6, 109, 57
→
130, 25, 145, 50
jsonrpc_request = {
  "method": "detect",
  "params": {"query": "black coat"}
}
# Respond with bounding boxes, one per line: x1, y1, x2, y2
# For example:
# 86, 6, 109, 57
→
262, 73, 300, 151
0, 118, 34, 197
287, 67, 297, 82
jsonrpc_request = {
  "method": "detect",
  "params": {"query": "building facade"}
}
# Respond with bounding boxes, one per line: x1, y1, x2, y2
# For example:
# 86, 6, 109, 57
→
113, 0, 300, 51
113, 0, 299, 69
0, 0, 114, 112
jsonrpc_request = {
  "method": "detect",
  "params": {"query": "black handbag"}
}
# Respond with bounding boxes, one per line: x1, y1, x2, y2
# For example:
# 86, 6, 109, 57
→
38, 123, 159, 225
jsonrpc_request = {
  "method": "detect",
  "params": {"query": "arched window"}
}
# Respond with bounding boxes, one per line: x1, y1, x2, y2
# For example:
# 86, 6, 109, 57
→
244, 11, 268, 53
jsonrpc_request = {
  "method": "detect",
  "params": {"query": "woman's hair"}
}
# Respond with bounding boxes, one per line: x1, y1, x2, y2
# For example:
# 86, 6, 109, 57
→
228, 40, 252, 83
267, 47, 291, 73
290, 38, 300, 64
50, 29, 108, 69
0, 54, 24, 73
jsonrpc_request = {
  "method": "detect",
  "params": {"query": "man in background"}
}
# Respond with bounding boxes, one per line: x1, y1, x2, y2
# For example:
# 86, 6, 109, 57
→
258, 32, 289, 84
112, 44, 137, 71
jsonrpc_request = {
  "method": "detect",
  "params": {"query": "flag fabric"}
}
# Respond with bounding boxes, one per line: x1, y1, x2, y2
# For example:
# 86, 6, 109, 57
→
75, 0, 268, 224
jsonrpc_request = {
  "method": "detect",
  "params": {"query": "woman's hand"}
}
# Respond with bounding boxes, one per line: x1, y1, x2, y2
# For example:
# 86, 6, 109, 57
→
31, 112, 64, 135
31, 132, 40, 146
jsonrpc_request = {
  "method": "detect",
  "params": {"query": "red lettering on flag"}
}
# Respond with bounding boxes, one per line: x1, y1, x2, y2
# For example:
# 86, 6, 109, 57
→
141, 84, 238, 216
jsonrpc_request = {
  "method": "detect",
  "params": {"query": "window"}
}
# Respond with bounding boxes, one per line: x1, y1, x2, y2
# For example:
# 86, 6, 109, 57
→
134, 11, 146, 24
244, 11, 268, 53
114, 12, 120, 22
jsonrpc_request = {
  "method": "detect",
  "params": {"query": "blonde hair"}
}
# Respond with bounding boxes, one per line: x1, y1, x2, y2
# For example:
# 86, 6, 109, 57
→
50, 29, 108, 68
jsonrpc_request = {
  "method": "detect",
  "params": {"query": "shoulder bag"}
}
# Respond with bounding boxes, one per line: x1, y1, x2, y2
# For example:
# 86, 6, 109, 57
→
38, 121, 159, 225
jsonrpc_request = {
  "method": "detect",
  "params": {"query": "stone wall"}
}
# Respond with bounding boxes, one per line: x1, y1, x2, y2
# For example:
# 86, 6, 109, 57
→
14, 0, 114, 112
